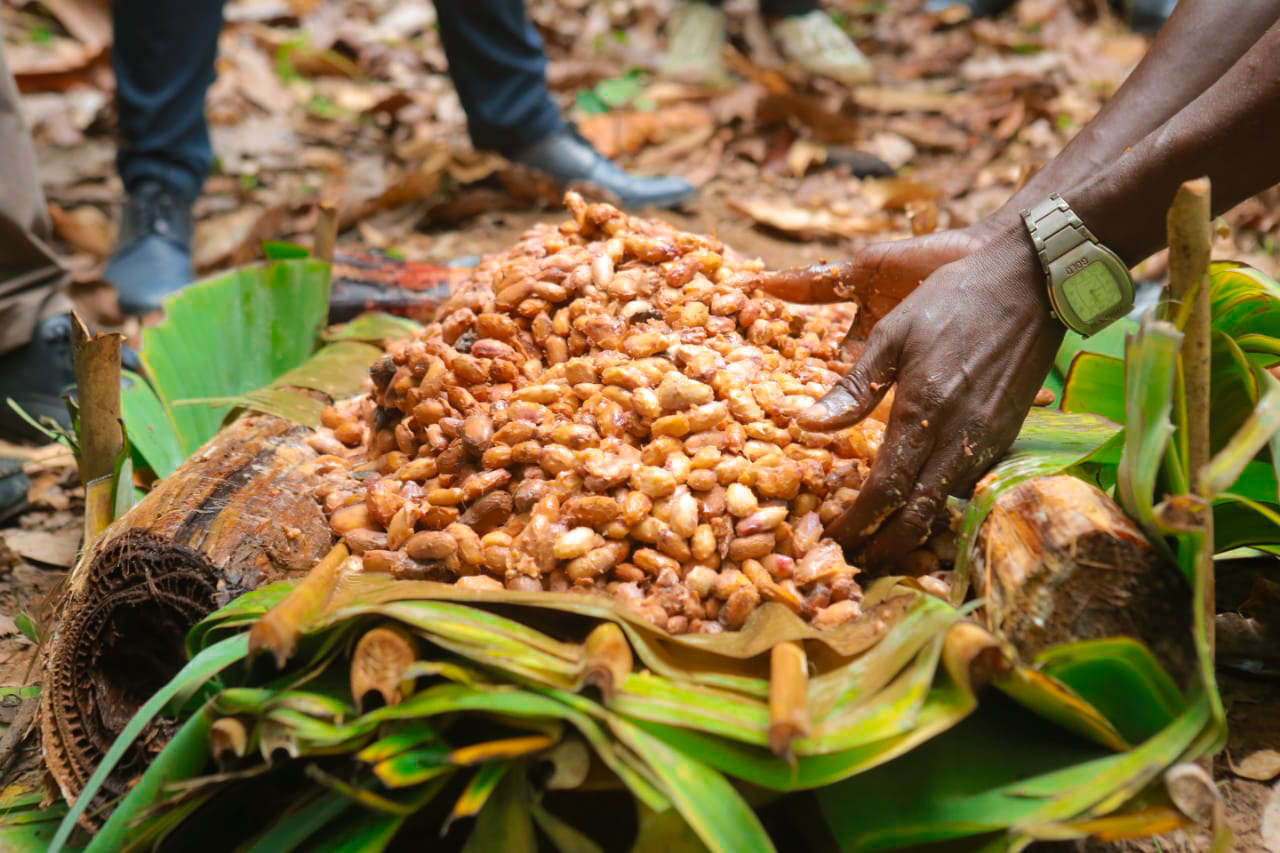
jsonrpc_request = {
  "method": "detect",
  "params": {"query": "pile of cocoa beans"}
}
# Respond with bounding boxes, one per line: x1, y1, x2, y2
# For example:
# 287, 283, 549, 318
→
313, 194, 947, 634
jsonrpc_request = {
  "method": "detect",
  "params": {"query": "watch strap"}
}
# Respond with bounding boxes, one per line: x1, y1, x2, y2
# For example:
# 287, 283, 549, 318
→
1020, 193, 1097, 276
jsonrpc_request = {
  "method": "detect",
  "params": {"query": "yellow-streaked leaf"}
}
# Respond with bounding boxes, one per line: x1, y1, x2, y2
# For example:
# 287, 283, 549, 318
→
449, 734, 557, 767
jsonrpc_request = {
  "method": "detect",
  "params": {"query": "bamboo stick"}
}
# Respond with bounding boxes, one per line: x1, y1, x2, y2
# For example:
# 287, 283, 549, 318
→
1166, 178, 1214, 655
768, 641, 810, 761
313, 200, 339, 263
70, 314, 124, 549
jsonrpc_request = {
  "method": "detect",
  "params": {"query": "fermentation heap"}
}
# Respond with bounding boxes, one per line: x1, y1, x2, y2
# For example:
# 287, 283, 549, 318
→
317, 194, 916, 634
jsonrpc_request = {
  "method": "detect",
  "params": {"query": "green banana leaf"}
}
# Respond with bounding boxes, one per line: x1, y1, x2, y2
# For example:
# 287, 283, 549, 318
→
1116, 315, 1183, 544
1055, 263, 1280, 554
119, 261, 415, 479
122, 260, 330, 477
56, 566, 1210, 853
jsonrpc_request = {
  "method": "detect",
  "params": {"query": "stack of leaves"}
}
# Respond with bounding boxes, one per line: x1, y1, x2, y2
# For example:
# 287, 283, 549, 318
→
49, 565, 1215, 852
310, 193, 956, 636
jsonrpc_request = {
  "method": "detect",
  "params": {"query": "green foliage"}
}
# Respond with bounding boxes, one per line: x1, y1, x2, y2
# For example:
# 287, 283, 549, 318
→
575, 70, 654, 115
15, 611, 43, 646
1054, 262, 1280, 554
120, 263, 421, 481
262, 240, 312, 260
120, 259, 332, 476
57, 574, 1207, 852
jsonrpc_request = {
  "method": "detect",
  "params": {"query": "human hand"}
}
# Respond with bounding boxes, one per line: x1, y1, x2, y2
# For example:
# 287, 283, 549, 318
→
794, 231, 1065, 569
758, 227, 988, 342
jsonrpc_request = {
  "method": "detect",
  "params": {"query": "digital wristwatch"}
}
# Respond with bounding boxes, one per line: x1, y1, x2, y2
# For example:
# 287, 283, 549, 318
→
1020, 193, 1135, 337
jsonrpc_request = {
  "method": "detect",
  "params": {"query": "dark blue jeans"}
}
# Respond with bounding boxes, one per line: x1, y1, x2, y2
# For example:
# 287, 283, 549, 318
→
435, 0, 565, 156
111, 0, 224, 201
112, 0, 564, 200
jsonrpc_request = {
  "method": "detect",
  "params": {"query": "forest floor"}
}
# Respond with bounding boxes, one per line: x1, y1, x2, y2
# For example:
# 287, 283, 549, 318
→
2, 0, 1280, 848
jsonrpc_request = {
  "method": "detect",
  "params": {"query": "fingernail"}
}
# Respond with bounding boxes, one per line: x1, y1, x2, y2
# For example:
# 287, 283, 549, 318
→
798, 385, 856, 430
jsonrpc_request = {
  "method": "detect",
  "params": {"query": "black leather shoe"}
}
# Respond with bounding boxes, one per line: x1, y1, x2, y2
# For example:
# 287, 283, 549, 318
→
0, 314, 75, 443
924, 0, 1016, 17
1127, 0, 1176, 32
0, 458, 28, 523
105, 180, 196, 316
509, 128, 695, 210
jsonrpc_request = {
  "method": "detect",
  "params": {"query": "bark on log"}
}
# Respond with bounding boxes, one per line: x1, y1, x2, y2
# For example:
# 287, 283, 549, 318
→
974, 475, 1195, 683
42, 414, 336, 817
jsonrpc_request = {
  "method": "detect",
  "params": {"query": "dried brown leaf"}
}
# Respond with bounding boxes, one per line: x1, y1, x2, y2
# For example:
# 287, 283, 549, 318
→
727, 196, 891, 240
41, 0, 112, 48
8, 39, 106, 89
1, 529, 81, 569
48, 204, 113, 257
1231, 749, 1280, 783
578, 104, 713, 160
853, 86, 963, 114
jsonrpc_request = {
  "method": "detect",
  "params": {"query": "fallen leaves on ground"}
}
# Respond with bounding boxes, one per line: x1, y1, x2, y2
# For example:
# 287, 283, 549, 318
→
5, 0, 1277, 315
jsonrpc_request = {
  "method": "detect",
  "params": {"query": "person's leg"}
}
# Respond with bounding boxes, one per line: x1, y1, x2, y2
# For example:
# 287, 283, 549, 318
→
106, 0, 225, 315
769, 2, 873, 85
112, 0, 224, 199
433, 0, 563, 156
0, 37, 76, 447
434, 0, 695, 209
661, 0, 730, 85
759, 0, 817, 15
0, 36, 69, 356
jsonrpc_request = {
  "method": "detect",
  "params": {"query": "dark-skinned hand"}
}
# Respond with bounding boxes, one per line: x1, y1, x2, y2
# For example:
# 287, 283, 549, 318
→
757, 227, 988, 343
768, 231, 1064, 570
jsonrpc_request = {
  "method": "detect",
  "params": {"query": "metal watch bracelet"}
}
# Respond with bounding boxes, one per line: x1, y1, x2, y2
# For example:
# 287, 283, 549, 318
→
1020, 192, 1097, 278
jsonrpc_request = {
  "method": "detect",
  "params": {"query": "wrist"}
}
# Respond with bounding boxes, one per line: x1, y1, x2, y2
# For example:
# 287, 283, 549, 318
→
987, 226, 1064, 330
1017, 192, 1138, 336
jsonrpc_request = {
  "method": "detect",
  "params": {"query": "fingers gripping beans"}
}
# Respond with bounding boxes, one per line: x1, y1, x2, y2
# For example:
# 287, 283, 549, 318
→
317, 194, 952, 633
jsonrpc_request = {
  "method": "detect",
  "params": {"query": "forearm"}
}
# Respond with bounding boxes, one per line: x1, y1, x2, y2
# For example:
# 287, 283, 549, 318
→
987, 0, 1280, 230
1066, 21, 1280, 266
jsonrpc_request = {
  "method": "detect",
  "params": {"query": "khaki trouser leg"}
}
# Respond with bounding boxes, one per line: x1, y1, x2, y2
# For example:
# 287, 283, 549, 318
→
0, 34, 70, 356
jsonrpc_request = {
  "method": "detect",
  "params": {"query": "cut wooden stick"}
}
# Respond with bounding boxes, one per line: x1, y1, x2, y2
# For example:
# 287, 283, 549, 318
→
350, 624, 418, 710
580, 622, 632, 701
768, 641, 810, 761
1166, 178, 1214, 656
313, 200, 339, 263
69, 313, 122, 486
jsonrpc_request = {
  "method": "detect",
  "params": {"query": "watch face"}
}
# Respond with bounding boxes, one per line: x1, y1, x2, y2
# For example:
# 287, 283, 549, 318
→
1064, 261, 1123, 323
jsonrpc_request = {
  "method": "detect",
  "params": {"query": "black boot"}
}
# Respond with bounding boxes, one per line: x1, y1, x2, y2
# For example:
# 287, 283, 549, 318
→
0, 458, 28, 523
509, 128, 695, 210
105, 180, 195, 316
0, 314, 75, 443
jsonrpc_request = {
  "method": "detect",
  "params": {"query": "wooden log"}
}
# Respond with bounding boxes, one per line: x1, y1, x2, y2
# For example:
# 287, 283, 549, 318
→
42, 413, 337, 818
974, 475, 1195, 683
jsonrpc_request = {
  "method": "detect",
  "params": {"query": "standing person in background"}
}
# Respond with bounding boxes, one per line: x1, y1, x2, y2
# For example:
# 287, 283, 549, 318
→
0, 33, 76, 516
105, 0, 695, 318
928, 0, 1176, 32
662, 0, 873, 86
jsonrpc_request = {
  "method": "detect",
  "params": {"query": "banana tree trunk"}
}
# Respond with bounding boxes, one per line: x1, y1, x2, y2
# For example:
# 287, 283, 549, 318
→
42, 413, 337, 817
973, 474, 1195, 683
